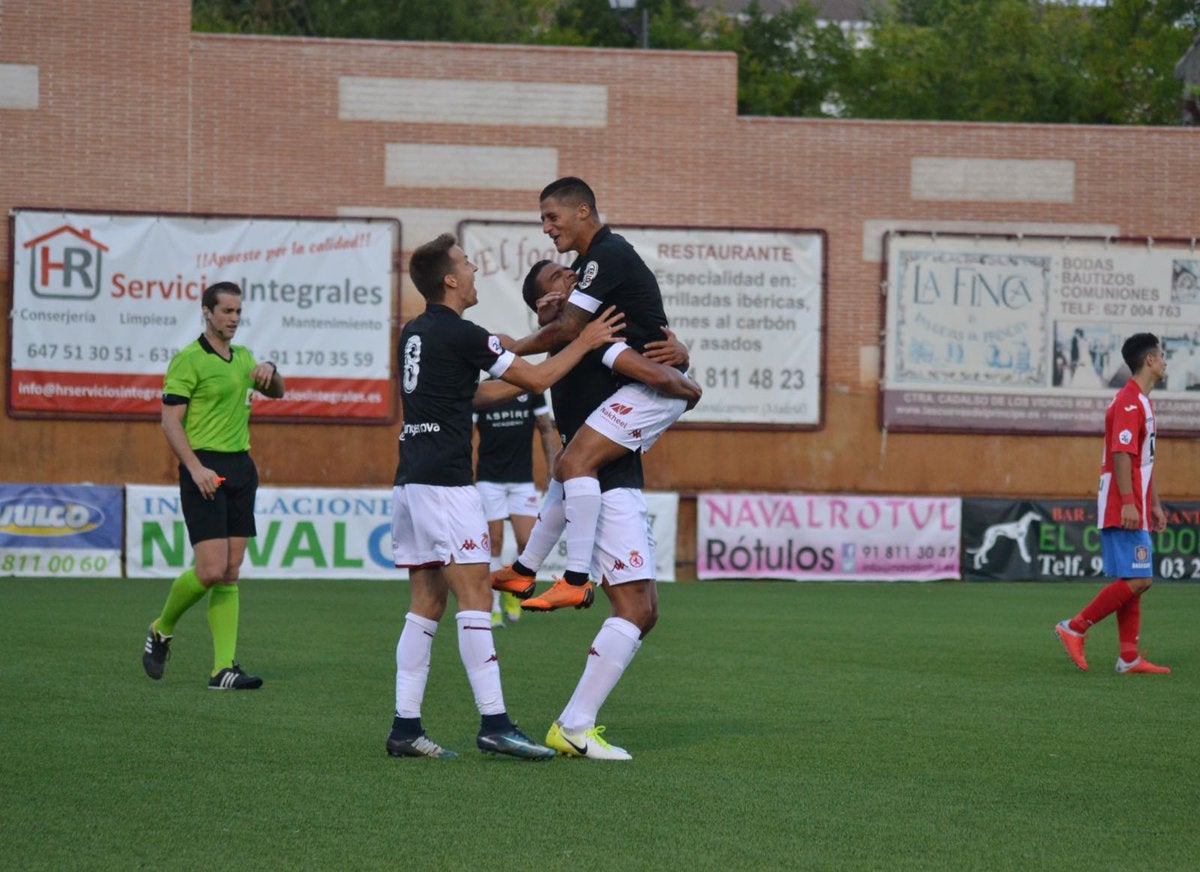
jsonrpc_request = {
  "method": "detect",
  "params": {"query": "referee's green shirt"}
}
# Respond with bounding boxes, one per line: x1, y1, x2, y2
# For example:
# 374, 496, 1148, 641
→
163, 338, 258, 452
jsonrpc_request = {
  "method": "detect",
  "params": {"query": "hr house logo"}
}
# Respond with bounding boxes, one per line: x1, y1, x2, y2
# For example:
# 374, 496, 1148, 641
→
22, 224, 109, 299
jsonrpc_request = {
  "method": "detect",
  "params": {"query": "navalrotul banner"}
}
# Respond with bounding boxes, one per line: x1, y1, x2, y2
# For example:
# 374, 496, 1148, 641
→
696, 492, 961, 581
10, 210, 398, 420
459, 221, 825, 428
881, 232, 1200, 434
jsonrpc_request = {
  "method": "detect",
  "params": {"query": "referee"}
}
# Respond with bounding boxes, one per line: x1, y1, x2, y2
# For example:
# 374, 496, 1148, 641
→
141, 281, 284, 690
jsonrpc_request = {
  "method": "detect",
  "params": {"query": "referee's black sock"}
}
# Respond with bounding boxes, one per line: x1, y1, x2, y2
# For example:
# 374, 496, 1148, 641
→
564, 570, 589, 586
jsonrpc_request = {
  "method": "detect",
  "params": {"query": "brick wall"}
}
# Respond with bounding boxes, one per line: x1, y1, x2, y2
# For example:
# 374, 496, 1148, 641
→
2, 0, 1198, 505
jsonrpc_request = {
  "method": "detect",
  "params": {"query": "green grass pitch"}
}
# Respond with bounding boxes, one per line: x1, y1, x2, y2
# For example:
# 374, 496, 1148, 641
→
2, 578, 1197, 870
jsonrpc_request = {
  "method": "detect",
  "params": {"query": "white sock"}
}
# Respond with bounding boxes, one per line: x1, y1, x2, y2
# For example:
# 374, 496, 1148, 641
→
491, 590, 501, 612
518, 479, 566, 572
489, 554, 503, 573
558, 617, 642, 732
395, 612, 438, 718
456, 610, 506, 716
563, 476, 602, 575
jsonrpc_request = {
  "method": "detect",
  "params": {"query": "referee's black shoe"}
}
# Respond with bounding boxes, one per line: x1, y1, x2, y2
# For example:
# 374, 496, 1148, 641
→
142, 623, 172, 680
208, 663, 263, 690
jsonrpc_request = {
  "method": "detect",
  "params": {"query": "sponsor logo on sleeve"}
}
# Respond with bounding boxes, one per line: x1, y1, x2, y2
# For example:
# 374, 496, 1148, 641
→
1118, 429, 1133, 445
578, 261, 599, 290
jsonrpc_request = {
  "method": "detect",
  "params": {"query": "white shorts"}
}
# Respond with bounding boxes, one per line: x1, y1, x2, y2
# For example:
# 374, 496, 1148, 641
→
584, 381, 688, 453
475, 480, 540, 522
592, 488, 656, 585
391, 484, 491, 568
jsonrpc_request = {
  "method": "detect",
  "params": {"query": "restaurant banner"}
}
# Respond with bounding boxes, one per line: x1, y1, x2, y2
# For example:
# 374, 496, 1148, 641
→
10, 210, 398, 420
460, 221, 824, 428
697, 492, 961, 581
882, 232, 1200, 434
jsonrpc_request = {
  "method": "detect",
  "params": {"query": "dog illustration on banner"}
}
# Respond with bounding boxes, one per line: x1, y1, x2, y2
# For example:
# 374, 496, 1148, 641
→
968, 511, 1043, 570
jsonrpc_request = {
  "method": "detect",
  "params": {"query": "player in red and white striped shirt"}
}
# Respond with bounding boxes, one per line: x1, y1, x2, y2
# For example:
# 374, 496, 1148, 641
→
1055, 333, 1171, 674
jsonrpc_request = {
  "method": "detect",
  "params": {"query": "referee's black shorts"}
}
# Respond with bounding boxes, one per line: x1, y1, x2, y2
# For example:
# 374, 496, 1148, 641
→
179, 450, 259, 545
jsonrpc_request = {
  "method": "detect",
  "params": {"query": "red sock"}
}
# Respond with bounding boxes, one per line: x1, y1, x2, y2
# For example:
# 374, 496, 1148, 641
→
1116, 593, 1141, 663
1069, 580, 1134, 633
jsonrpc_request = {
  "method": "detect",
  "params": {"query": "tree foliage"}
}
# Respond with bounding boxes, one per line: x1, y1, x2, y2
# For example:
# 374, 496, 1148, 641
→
192, 0, 1200, 125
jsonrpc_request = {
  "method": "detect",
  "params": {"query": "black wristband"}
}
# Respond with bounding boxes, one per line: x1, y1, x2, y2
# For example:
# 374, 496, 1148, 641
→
267, 361, 278, 376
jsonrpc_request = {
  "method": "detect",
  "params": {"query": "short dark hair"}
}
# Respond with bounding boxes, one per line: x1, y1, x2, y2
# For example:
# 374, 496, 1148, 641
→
409, 233, 457, 301
202, 281, 241, 311
1122, 332, 1160, 373
540, 176, 597, 213
522, 259, 553, 312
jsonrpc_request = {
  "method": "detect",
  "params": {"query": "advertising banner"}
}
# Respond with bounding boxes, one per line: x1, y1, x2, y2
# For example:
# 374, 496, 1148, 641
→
882, 232, 1200, 434
126, 485, 398, 579
0, 483, 123, 577
697, 493, 961, 581
10, 210, 398, 420
962, 498, 1200, 582
459, 221, 824, 427
126, 485, 680, 581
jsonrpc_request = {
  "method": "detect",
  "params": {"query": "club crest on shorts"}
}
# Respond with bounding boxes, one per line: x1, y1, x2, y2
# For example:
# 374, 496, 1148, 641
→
1135, 544, 1149, 562
578, 261, 599, 290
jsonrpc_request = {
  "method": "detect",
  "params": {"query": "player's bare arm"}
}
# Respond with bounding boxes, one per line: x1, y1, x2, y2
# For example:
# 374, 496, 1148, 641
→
509, 302, 592, 356
502, 306, 624, 394
473, 380, 525, 409
1112, 452, 1139, 530
535, 411, 559, 485
643, 327, 690, 368
611, 348, 702, 409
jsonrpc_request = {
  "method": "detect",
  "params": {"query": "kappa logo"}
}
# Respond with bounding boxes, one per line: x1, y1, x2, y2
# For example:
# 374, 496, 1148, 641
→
485, 653, 499, 663
609, 402, 633, 416
460, 538, 480, 551
629, 428, 642, 439
629, 549, 644, 568
966, 511, 1042, 570
612, 558, 627, 571
588, 647, 600, 657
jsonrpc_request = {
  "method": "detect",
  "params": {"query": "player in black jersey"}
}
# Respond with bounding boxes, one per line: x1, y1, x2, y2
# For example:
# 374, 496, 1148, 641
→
386, 233, 622, 760
487, 259, 691, 759
506, 177, 700, 596
472, 390, 556, 625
